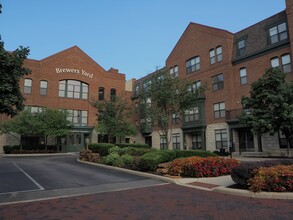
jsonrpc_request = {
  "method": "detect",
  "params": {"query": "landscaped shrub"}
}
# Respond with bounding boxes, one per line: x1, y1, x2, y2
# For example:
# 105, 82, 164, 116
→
103, 152, 122, 166
248, 165, 293, 192
89, 143, 115, 156
213, 150, 230, 157
169, 156, 239, 177
175, 150, 218, 158
138, 150, 177, 171
115, 143, 151, 149
4, 145, 57, 154
120, 154, 134, 166
231, 160, 293, 187
117, 147, 155, 156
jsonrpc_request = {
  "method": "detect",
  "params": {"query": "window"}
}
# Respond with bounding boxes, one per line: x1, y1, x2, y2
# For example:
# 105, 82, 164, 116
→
143, 80, 151, 92
192, 133, 202, 149
214, 102, 225, 118
66, 109, 88, 126
210, 49, 215, 64
110, 88, 116, 100
172, 113, 180, 124
99, 87, 105, 100
134, 85, 139, 96
169, 65, 178, 78
160, 135, 167, 149
216, 46, 222, 62
237, 39, 246, 56
240, 68, 247, 85
172, 133, 180, 150
24, 79, 32, 94
184, 107, 199, 122
269, 22, 288, 44
215, 129, 228, 149
186, 56, 200, 74
187, 80, 201, 93
212, 73, 224, 91
40, 80, 48, 96
281, 54, 291, 73
25, 106, 45, 114
59, 80, 88, 100
271, 54, 292, 73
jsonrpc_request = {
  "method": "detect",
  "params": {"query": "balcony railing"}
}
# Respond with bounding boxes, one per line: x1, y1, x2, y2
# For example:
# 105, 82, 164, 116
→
226, 109, 243, 121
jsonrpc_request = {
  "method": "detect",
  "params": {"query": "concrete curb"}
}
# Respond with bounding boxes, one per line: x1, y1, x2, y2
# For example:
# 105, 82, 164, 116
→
0, 152, 78, 157
77, 159, 293, 200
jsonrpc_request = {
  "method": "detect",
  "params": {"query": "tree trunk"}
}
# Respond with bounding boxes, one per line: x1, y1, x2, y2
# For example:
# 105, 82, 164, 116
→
286, 137, 291, 158
257, 134, 263, 152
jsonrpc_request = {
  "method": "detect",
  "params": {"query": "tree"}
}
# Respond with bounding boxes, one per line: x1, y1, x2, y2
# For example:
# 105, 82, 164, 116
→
92, 95, 137, 143
240, 68, 293, 156
0, 109, 71, 151
0, 41, 31, 117
0, 110, 42, 149
37, 109, 71, 149
140, 69, 203, 149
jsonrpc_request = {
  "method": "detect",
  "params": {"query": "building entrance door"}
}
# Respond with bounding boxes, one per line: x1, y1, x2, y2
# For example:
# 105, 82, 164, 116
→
238, 129, 254, 152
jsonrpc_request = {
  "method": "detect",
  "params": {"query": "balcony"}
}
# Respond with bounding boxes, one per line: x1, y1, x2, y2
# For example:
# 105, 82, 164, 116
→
226, 109, 242, 121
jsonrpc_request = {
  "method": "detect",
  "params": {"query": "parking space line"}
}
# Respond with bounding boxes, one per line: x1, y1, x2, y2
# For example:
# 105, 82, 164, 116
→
13, 163, 45, 191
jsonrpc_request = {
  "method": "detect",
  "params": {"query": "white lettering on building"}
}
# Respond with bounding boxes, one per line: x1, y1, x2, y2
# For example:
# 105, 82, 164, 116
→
56, 68, 93, 79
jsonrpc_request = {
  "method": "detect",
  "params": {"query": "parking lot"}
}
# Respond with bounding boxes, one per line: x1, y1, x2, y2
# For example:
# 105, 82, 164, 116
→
0, 154, 164, 204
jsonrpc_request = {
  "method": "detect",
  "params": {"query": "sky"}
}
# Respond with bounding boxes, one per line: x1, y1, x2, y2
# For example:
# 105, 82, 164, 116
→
0, 0, 286, 80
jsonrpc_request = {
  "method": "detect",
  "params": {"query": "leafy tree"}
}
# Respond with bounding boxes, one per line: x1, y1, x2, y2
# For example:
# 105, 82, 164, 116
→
0, 110, 42, 149
92, 95, 137, 143
0, 41, 31, 117
0, 109, 71, 150
37, 109, 71, 149
140, 68, 203, 149
240, 68, 293, 156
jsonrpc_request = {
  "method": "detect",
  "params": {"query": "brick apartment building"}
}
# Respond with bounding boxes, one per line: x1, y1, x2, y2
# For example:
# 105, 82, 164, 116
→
132, 0, 293, 157
0, 46, 128, 153
1, 1, 292, 156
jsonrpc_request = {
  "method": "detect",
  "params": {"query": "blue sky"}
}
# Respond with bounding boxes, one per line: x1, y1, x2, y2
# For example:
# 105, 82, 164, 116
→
0, 0, 286, 80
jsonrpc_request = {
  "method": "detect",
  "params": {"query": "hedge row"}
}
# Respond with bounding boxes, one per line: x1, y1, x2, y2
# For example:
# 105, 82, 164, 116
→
169, 156, 239, 177
3, 145, 57, 154
231, 159, 293, 187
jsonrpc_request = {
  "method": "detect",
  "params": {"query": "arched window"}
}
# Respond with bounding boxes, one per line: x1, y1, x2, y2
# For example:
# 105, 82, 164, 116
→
110, 88, 116, 100
59, 80, 88, 100
24, 78, 32, 94
40, 80, 48, 96
99, 87, 105, 100
186, 56, 200, 74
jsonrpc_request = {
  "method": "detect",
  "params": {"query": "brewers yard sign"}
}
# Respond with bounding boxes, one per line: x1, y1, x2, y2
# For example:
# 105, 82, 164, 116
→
55, 68, 93, 78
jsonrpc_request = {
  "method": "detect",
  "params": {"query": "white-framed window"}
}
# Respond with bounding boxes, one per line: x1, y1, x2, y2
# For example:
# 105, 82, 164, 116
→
59, 80, 88, 100
216, 46, 222, 62
240, 68, 247, 85
192, 133, 202, 149
40, 80, 48, 96
214, 102, 225, 119
24, 78, 32, 94
210, 49, 215, 64
269, 22, 288, 44
186, 56, 200, 74
25, 106, 45, 114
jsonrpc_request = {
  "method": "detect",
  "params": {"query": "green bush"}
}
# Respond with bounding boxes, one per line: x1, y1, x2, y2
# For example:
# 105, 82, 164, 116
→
117, 147, 155, 156
138, 150, 177, 171
175, 150, 218, 158
3, 145, 18, 154
3, 145, 57, 154
89, 143, 115, 156
121, 154, 134, 165
103, 152, 122, 166
115, 143, 151, 149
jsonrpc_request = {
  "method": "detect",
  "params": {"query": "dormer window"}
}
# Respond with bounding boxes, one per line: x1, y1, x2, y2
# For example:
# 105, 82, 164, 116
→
269, 22, 288, 44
